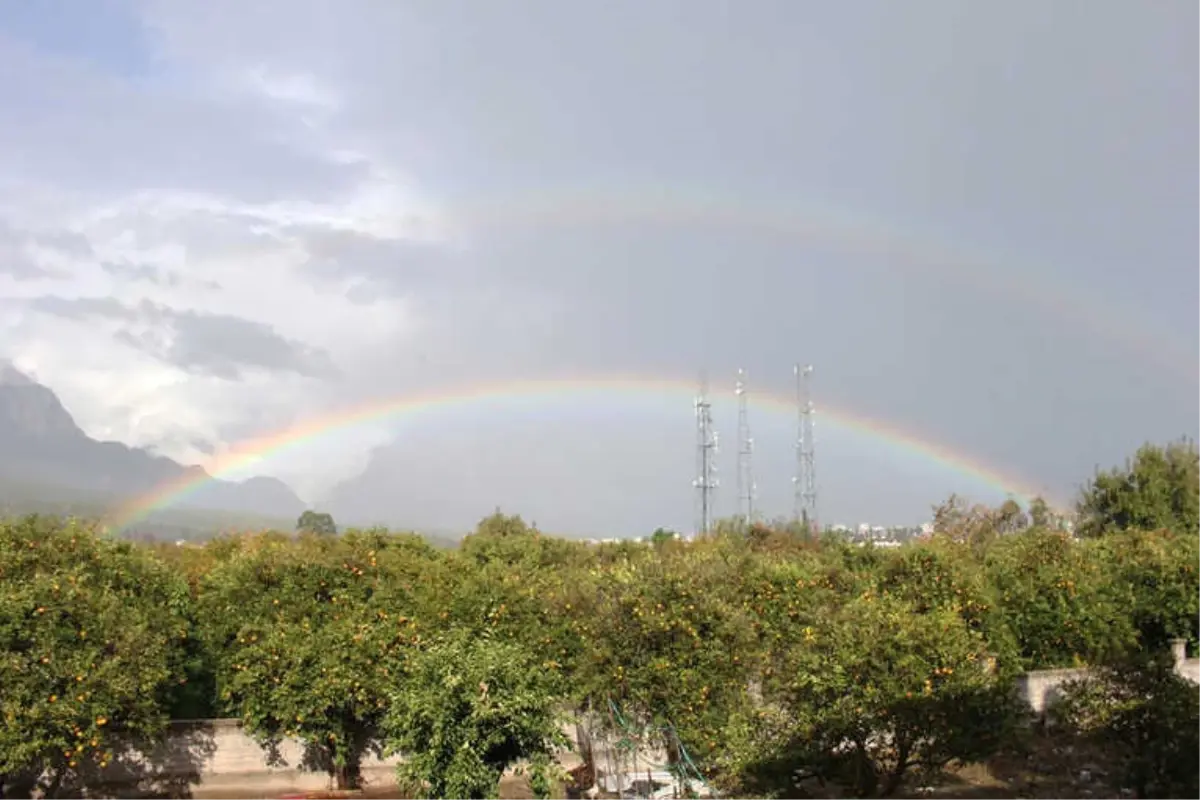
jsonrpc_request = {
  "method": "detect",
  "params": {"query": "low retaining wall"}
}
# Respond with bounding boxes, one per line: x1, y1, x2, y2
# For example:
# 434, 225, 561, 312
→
40, 643, 1199, 797
76, 718, 584, 797
1018, 639, 1199, 716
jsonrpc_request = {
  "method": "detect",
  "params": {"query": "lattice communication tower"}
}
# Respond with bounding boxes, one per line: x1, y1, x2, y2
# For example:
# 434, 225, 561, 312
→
735, 368, 756, 525
793, 363, 818, 530
693, 374, 719, 537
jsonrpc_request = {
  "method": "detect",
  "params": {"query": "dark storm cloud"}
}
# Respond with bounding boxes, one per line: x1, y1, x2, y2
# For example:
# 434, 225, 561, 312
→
26, 295, 337, 380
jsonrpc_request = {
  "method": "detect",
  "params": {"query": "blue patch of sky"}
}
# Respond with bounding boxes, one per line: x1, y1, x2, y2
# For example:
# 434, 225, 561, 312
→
0, 0, 158, 80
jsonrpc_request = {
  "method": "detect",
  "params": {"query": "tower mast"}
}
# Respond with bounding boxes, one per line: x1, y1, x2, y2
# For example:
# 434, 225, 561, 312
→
693, 373, 719, 537
735, 368, 756, 525
799, 364, 818, 531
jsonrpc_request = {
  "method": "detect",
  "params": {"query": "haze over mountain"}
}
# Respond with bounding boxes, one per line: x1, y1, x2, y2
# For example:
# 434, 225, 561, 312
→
0, 360, 305, 521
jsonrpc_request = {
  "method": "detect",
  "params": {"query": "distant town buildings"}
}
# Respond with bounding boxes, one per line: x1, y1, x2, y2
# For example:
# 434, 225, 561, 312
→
825, 521, 933, 547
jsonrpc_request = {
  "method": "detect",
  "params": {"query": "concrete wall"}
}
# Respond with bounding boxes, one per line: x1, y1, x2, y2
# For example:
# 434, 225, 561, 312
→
47, 643, 1200, 797
74, 717, 583, 797
86, 719, 402, 797
1017, 639, 1199, 716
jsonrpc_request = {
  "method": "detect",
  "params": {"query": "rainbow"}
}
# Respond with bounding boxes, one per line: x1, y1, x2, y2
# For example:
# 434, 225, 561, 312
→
445, 184, 1197, 383
110, 374, 1054, 533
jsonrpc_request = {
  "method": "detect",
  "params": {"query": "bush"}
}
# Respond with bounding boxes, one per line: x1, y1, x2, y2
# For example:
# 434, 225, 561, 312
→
1054, 652, 1199, 798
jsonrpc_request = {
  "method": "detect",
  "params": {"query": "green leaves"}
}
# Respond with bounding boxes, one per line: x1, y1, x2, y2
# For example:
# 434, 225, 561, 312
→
382, 633, 569, 800
1077, 438, 1199, 537
744, 593, 1026, 797
196, 534, 415, 789
0, 516, 190, 791
296, 509, 338, 536
1054, 652, 1200, 798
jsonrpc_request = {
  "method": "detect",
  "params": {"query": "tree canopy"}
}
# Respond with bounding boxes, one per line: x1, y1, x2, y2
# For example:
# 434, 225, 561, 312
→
1, 439, 1198, 798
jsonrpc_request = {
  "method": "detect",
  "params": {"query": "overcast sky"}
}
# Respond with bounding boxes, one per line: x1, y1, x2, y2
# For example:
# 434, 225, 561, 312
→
0, 0, 1195, 534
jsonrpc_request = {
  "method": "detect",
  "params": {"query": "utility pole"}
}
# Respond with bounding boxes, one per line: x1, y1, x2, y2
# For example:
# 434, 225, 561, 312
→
793, 363, 818, 532
693, 373, 719, 537
735, 368, 756, 525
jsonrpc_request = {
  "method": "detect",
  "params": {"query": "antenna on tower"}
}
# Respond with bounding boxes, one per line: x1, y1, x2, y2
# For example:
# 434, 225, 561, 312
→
693, 372, 719, 537
792, 367, 820, 534
792, 364, 818, 533
735, 368, 756, 525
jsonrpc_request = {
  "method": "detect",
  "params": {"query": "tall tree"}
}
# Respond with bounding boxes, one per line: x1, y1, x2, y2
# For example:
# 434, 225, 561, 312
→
296, 510, 337, 537
1077, 439, 1199, 537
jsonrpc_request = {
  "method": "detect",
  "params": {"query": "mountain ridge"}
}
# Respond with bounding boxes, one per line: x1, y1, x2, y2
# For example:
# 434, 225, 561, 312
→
0, 361, 307, 522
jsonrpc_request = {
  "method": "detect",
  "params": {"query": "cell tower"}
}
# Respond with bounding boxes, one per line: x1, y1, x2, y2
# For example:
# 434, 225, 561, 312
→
693, 373, 719, 537
735, 368, 756, 525
793, 364, 818, 531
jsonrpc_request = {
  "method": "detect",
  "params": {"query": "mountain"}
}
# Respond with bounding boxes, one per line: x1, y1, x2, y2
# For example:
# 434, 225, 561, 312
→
0, 361, 306, 527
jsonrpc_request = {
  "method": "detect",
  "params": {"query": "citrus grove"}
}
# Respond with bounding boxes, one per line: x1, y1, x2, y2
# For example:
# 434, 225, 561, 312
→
1, 439, 1197, 798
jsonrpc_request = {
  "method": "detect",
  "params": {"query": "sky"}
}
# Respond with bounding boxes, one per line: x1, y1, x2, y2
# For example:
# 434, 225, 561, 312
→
0, 0, 1195, 535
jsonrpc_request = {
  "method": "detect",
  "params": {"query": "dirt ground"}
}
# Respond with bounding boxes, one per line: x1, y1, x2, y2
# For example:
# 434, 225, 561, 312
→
193, 732, 1129, 800
904, 733, 1127, 800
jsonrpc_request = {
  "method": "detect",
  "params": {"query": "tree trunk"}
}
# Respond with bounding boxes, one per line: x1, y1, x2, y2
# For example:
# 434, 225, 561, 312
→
334, 760, 358, 791
881, 739, 911, 797
850, 738, 879, 798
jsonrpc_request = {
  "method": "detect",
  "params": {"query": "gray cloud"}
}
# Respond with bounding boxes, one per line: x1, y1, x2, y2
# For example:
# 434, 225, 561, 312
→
101, 260, 181, 287
0, 219, 69, 280
0, 1, 1194, 530
165, 309, 338, 380
0, 33, 369, 205
297, 227, 454, 297
26, 295, 337, 380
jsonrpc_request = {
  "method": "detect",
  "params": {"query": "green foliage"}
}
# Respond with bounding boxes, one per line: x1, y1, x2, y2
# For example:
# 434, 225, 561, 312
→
571, 543, 756, 768
1077, 438, 1199, 537
649, 527, 678, 547
734, 593, 1026, 797
875, 539, 1019, 670
196, 534, 413, 788
382, 632, 569, 800
984, 529, 1135, 669
3, 441, 1198, 798
1092, 529, 1200, 655
1054, 652, 1200, 799
296, 509, 338, 536
0, 516, 191, 793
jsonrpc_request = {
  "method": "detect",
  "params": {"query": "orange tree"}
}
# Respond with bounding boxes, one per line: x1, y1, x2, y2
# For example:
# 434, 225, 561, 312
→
0, 515, 192, 796
729, 543, 843, 689
1090, 528, 1200, 655
571, 540, 756, 771
722, 592, 1026, 798
1053, 650, 1199, 798
437, 515, 592, 694
195, 533, 421, 789
874, 539, 1020, 670
983, 528, 1135, 669
381, 631, 570, 799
